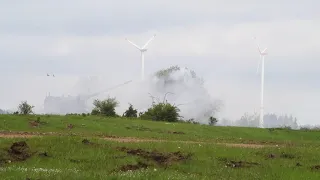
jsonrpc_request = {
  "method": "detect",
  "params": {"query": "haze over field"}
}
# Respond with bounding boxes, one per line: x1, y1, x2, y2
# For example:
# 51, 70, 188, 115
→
0, 1, 319, 125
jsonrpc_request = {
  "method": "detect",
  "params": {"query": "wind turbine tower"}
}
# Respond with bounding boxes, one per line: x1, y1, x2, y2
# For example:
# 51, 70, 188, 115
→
126, 34, 156, 81
253, 37, 268, 128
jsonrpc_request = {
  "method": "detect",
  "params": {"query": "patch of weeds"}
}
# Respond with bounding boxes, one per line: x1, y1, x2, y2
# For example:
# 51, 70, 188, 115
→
168, 131, 185, 135
69, 159, 91, 164
38, 152, 51, 158
296, 162, 302, 167
28, 117, 48, 128
280, 152, 295, 159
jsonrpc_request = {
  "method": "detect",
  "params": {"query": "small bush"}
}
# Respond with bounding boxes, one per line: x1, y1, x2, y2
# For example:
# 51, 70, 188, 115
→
140, 102, 180, 122
186, 119, 200, 124
208, 116, 218, 126
123, 104, 138, 118
18, 101, 34, 115
91, 97, 119, 117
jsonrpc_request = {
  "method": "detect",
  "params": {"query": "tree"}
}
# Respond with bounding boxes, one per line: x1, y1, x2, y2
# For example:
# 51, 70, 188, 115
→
123, 103, 138, 118
18, 101, 34, 115
208, 116, 218, 126
91, 97, 119, 117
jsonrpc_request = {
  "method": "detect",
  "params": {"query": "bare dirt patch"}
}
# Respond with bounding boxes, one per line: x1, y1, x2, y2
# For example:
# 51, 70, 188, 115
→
0, 131, 279, 149
218, 143, 275, 149
117, 147, 192, 167
67, 124, 74, 129
311, 165, 320, 171
28, 118, 48, 128
103, 136, 163, 143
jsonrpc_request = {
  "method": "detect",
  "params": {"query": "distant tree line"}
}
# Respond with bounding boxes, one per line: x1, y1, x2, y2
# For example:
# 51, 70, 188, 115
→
218, 112, 299, 129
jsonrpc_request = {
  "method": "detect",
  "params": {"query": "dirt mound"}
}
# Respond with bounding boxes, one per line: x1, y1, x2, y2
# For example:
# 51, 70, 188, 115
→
267, 154, 276, 159
168, 131, 185, 135
311, 165, 320, 170
28, 118, 48, 128
82, 139, 91, 145
117, 147, 192, 166
67, 124, 74, 129
119, 162, 148, 171
8, 141, 32, 161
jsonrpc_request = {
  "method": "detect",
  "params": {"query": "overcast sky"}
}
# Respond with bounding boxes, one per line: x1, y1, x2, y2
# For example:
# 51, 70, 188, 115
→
0, 0, 319, 125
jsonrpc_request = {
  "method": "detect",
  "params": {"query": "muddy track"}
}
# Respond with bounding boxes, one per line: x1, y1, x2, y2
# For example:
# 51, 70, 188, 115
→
0, 131, 279, 148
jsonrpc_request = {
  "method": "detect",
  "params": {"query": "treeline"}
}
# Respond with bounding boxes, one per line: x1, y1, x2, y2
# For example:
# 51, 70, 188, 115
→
11, 98, 218, 126
219, 112, 299, 129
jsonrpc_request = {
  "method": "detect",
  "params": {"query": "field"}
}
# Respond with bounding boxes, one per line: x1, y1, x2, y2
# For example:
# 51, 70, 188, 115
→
0, 114, 320, 180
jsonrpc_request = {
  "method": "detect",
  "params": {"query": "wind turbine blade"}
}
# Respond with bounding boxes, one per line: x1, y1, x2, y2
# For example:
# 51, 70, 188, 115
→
261, 48, 268, 54
125, 38, 142, 50
142, 34, 156, 49
253, 37, 262, 54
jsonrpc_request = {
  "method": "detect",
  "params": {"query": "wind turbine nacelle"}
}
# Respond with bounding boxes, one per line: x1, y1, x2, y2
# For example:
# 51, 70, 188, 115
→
141, 49, 148, 52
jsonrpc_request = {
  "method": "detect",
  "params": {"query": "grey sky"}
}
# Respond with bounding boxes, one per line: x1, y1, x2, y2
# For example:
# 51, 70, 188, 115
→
0, 0, 319, 125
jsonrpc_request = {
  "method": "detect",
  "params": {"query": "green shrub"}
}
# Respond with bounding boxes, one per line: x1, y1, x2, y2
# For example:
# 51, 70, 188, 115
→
91, 97, 119, 117
123, 104, 138, 118
140, 102, 180, 122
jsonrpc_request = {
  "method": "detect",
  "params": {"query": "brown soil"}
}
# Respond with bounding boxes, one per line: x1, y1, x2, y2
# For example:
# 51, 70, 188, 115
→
168, 131, 185, 135
118, 162, 148, 171
311, 165, 320, 170
267, 153, 276, 159
0, 131, 282, 149
117, 147, 192, 167
8, 141, 33, 161
29, 121, 39, 127
67, 124, 74, 129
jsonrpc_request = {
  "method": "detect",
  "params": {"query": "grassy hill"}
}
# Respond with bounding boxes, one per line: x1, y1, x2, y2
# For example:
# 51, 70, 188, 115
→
0, 114, 320, 179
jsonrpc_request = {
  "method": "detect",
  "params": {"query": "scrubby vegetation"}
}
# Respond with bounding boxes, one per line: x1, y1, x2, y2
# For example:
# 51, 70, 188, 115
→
18, 101, 34, 115
91, 97, 119, 117
123, 104, 138, 118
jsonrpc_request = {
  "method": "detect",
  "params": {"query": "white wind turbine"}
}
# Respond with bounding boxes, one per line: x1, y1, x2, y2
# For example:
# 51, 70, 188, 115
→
126, 34, 156, 81
253, 37, 268, 128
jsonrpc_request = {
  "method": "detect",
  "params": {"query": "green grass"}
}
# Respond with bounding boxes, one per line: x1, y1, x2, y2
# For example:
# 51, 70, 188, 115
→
0, 114, 320, 179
